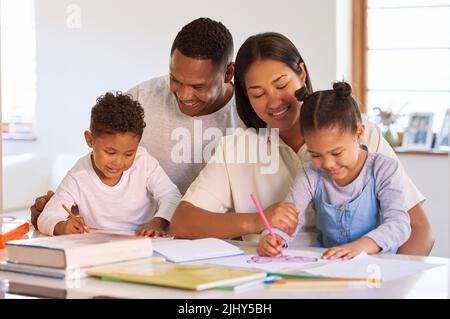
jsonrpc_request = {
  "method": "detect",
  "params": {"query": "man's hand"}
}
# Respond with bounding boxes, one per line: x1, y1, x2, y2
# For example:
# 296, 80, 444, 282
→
30, 191, 54, 229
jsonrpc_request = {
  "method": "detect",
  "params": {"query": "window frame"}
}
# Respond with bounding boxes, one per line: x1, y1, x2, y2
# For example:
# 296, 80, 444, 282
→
1, 0, 37, 141
352, 0, 368, 113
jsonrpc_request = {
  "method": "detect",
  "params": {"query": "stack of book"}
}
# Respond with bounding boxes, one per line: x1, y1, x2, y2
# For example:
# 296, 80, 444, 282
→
1, 234, 267, 291
1, 232, 153, 280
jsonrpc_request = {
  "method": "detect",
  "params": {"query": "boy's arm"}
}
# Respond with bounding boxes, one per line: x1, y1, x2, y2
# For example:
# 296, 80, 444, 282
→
145, 155, 182, 222
37, 175, 79, 236
364, 157, 411, 252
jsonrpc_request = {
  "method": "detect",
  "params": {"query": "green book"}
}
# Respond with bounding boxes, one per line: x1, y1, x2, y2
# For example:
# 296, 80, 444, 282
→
88, 258, 266, 291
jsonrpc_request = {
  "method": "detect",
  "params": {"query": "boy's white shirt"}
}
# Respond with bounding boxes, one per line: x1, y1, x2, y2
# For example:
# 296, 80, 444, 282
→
38, 146, 181, 236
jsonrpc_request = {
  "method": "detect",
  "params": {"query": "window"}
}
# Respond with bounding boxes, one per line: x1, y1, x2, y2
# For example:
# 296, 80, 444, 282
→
353, 0, 450, 133
1, 0, 37, 140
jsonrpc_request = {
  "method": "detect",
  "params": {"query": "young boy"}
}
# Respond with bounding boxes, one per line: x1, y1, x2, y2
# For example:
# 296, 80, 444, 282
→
38, 92, 181, 236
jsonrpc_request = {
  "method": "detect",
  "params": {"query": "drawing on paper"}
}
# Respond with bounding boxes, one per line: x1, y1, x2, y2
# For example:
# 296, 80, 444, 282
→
247, 255, 318, 264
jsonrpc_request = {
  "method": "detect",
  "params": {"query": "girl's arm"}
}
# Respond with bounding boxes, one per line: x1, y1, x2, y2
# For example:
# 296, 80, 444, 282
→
266, 166, 315, 246
366, 156, 412, 252
364, 119, 433, 255
322, 156, 415, 260
322, 236, 381, 260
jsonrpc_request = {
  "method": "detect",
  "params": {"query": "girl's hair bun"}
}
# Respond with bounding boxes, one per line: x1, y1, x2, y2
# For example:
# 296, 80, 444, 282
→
332, 81, 352, 99
295, 85, 308, 102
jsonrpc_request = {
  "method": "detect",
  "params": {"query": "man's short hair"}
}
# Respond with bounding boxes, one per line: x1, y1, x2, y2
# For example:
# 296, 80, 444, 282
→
171, 17, 233, 69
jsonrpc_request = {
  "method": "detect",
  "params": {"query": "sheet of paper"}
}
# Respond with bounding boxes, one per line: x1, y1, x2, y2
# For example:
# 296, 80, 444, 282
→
190, 249, 332, 272
151, 238, 243, 263
302, 252, 444, 282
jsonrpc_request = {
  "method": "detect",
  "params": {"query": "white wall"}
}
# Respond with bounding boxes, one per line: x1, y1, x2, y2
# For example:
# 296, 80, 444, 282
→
336, 0, 352, 82
398, 154, 449, 257
3, 0, 339, 164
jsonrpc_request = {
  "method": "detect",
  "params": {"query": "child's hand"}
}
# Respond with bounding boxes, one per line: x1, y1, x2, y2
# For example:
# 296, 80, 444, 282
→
257, 234, 285, 256
135, 217, 170, 238
263, 202, 299, 236
321, 237, 381, 260
53, 217, 88, 235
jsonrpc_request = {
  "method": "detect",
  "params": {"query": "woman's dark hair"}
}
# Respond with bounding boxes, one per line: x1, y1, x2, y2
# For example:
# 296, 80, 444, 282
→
234, 32, 313, 130
90, 92, 146, 139
298, 81, 362, 136
171, 17, 233, 70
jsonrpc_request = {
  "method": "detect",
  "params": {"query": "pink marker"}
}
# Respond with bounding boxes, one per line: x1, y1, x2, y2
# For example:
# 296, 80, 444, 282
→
250, 193, 277, 243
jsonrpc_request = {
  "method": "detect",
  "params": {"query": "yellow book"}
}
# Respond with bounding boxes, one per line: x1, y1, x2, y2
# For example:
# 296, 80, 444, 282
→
87, 258, 266, 291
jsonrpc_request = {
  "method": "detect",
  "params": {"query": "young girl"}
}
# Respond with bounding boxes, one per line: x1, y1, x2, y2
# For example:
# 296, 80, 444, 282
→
38, 92, 181, 236
258, 82, 411, 259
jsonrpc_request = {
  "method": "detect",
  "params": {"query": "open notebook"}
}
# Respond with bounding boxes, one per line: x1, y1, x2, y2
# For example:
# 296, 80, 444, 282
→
152, 238, 244, 263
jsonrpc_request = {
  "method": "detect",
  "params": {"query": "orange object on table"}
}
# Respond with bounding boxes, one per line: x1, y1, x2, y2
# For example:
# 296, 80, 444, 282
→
0, 217, 30, 249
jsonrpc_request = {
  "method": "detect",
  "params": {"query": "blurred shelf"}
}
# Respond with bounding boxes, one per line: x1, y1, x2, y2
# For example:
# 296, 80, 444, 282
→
394, 147, 449, 156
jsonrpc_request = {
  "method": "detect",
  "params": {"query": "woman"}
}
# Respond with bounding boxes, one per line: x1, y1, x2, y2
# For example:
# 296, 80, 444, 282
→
171, 32, 434, 255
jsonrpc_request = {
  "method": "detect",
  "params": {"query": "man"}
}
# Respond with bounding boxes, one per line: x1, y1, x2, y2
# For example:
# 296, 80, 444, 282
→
30, 18, 243, 236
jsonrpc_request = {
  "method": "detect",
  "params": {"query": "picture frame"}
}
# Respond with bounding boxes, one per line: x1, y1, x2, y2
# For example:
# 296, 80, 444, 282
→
435, 109, 449, 150
402, 112, 434, 150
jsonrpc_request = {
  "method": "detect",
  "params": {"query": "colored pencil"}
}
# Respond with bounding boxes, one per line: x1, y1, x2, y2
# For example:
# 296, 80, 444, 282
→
62, 204, 90, 233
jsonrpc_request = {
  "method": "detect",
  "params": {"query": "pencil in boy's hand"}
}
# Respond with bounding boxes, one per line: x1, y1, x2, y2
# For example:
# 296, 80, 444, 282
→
62, 204, 90, 233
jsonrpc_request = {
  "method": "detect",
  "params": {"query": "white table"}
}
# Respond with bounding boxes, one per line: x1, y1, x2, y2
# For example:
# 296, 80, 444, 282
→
0, 233, 449, 299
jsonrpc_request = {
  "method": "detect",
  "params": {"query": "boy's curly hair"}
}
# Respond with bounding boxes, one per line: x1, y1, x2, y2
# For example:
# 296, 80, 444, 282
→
90, 92, 146, 139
